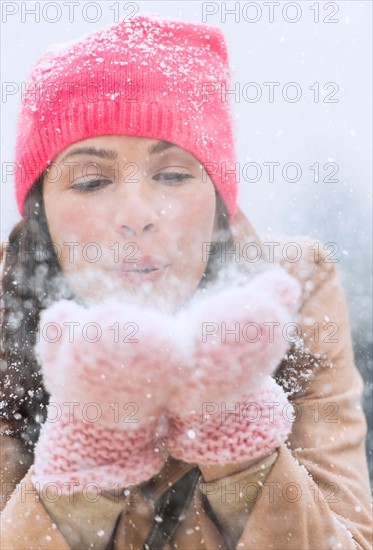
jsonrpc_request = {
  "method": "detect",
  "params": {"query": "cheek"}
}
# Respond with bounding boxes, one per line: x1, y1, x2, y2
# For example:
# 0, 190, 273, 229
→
171, 191, 216, 266
44, 199, 103, 271
44, 175, 113, 235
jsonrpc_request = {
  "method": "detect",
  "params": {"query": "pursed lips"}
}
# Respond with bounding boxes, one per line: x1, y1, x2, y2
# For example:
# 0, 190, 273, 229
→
117, 256, 170, 282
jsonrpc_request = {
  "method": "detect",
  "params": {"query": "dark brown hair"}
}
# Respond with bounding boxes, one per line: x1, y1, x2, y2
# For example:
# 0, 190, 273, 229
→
0, 176, 234, 452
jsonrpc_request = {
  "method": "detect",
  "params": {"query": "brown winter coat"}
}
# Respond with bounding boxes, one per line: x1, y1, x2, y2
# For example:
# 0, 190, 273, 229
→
1, 232, 372, 549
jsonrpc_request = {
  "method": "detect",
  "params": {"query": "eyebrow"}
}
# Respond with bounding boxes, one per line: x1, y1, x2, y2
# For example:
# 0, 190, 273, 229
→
60, 147, 118, 163
147, 141, 175, 155
59, 140, 176, 163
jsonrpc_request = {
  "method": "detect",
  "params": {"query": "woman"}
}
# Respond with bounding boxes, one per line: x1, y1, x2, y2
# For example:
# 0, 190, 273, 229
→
1, 14, 372, 550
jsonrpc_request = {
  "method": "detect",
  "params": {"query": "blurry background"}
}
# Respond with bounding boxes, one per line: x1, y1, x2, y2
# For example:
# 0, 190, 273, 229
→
1, 1, 372, 481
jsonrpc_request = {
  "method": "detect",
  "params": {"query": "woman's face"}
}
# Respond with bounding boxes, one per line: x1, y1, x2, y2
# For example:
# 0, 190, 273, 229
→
43, 135, 217, 310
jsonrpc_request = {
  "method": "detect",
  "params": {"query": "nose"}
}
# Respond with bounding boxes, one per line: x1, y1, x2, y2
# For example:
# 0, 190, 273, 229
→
113, 181, 159, 237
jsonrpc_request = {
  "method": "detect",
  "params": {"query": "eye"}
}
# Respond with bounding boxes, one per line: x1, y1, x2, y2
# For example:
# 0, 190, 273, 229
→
152, 172, 193, 185
71, 179, 112, 193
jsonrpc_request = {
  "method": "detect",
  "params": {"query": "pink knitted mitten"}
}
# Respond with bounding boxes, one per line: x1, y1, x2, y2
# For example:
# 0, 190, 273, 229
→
33, 299, 180, 492
166, 266, 300, 465
166, 376, 294, 465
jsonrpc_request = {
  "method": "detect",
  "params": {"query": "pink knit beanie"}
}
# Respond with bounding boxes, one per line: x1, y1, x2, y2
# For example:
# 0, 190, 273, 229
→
14, 14, 238, 218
